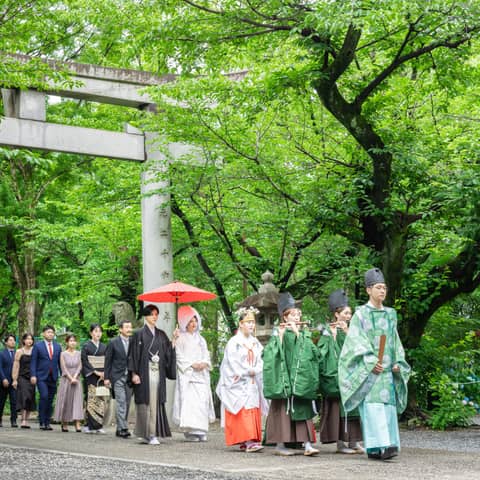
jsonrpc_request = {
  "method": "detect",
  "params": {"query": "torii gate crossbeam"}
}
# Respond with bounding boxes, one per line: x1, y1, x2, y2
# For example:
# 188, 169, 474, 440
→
0, 57, 187, 334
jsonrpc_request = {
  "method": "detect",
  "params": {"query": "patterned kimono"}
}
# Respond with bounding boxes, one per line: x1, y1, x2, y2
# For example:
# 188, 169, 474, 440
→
338, 303, 411, 453
81, 340, 107, 431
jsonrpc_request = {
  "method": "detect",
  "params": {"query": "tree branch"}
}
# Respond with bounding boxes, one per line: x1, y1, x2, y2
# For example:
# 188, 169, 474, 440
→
278, 229, 322, 287
182, 0, 222, 15
170, 193, 235, 332
401, 237, 480, 348
235, 233, 263, 258
354, 25, 480, 107
328, 24, 362, 83
182, 0, 293, 31
196, 112, 301, 204
187, 185, 257, 290
294, 142, 355, 168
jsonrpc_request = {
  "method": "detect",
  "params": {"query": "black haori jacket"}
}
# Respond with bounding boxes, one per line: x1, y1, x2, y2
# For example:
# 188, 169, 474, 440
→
128, 325, 176, 405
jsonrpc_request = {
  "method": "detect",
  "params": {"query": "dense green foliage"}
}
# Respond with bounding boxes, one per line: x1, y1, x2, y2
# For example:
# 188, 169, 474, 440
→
1, 1, 480, 425
409, 298, 480, 428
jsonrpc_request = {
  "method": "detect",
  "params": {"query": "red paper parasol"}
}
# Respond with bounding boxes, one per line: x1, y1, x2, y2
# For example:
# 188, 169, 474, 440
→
137, 280, 217, 304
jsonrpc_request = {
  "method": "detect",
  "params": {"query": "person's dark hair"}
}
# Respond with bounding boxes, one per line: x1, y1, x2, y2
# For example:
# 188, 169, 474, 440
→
282, 308, 299, 320
4, 334, 16, 343
21, 333, 34, 346
141, 304, 159, 317
119, 320, 132, 329
89, 323, 102, 333
65, 334, 77, 343
42, 325, 55, 333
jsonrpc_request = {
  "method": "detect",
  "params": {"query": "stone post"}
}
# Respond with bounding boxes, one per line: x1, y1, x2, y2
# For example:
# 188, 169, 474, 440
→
1, 89, 46, 120
139, 131, 175, 333
138, 129, 176, 419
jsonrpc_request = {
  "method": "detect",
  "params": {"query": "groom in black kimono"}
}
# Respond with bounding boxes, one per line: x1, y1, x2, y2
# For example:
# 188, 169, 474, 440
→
128, 304, 177, 445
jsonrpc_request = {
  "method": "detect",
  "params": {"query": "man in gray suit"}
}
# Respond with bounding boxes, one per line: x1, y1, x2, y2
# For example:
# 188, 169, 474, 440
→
104, 320, 133, 438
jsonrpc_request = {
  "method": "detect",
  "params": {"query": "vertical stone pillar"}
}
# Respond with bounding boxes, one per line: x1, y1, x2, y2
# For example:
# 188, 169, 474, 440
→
1, 89, 46, 120
140, 131, 175, 332
140, 130, 176, 419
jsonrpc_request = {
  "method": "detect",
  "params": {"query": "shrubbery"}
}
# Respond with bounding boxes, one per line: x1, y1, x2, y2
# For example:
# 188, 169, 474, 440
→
408, 302, 480, 430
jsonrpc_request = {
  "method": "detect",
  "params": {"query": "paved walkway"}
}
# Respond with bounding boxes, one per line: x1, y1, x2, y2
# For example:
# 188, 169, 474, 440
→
1, 422, 479, 480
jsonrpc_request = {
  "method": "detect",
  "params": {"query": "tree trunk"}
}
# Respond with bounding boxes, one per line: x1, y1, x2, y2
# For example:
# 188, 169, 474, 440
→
6, 231, 41, 336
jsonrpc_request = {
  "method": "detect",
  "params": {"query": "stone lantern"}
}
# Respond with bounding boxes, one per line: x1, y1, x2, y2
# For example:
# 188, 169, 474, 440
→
237, 271, 300, 344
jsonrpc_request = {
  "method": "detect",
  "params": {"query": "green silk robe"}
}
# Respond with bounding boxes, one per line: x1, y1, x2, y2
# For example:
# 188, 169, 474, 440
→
338, 304, 411, 414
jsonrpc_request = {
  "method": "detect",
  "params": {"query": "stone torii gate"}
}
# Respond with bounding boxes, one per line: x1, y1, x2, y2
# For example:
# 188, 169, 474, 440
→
0, 56, 194, 335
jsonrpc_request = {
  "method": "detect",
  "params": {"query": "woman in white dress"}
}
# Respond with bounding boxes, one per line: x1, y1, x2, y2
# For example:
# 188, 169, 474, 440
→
172, 305, 215, 441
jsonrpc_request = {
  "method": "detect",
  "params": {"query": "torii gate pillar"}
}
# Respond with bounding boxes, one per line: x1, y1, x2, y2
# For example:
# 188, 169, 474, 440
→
138, 129, 175, 333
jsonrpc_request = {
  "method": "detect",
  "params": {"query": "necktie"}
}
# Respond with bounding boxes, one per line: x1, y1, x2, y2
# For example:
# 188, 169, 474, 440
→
10, 350, 14, 360
48, 342, 53, 359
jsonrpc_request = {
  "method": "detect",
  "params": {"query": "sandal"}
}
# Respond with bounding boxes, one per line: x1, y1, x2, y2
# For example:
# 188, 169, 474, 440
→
246, 443, 264, 453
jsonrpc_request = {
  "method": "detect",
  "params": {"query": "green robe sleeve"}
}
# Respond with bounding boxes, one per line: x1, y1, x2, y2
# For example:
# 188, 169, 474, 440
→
392, 326, 411, 413
288, 329, 319, 400
317, 328, 340, 398
338, 310, 383, 412
262, 333, 291, 399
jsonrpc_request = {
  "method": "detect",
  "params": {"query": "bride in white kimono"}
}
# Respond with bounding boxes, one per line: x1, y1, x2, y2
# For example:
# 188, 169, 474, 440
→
172, 306, 215, 441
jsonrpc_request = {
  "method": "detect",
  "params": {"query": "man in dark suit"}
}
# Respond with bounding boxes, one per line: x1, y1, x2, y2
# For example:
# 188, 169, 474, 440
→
30, 325, 62, 430
0, 334, 18, 427
104, 320, 133, 438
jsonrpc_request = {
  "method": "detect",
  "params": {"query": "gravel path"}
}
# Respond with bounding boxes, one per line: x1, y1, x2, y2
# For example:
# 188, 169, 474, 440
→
1, 424, 479, 480
401, 427, 480, 453
0, 445, 252, 480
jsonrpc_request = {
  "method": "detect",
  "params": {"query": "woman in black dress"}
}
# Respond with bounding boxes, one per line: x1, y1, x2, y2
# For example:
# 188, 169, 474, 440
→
12, 333, 36, 428
81, 324, 107, 433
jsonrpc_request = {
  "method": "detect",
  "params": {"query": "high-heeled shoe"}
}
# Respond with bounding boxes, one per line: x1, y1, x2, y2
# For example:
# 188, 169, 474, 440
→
61, 427, 69, 432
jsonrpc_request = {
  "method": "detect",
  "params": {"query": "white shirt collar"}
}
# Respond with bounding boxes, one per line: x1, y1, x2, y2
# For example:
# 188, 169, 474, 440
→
367, 301, 385, 310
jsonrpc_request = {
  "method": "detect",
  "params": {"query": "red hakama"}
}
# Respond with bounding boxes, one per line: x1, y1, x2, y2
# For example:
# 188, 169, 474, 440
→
224, 407, 261, 446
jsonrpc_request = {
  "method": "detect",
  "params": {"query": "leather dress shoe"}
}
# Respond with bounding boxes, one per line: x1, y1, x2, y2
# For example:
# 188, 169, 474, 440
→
11, 422, 18, 428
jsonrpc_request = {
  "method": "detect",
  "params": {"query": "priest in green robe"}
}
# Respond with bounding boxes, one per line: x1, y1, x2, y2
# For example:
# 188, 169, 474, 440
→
338, 268, 411, 460
318, 289, 363, 454
263, 292, 319, 456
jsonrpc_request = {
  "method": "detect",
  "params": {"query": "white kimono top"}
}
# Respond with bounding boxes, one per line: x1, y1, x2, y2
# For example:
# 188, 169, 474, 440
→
216, 331, 269, 420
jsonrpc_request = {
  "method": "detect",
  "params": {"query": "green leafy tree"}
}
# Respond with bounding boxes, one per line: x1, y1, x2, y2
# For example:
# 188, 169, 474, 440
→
138, 0, 480, 346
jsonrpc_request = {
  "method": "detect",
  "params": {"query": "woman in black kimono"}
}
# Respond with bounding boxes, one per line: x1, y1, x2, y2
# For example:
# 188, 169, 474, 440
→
81, 323, 107, 433
128, 305, 177, 445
